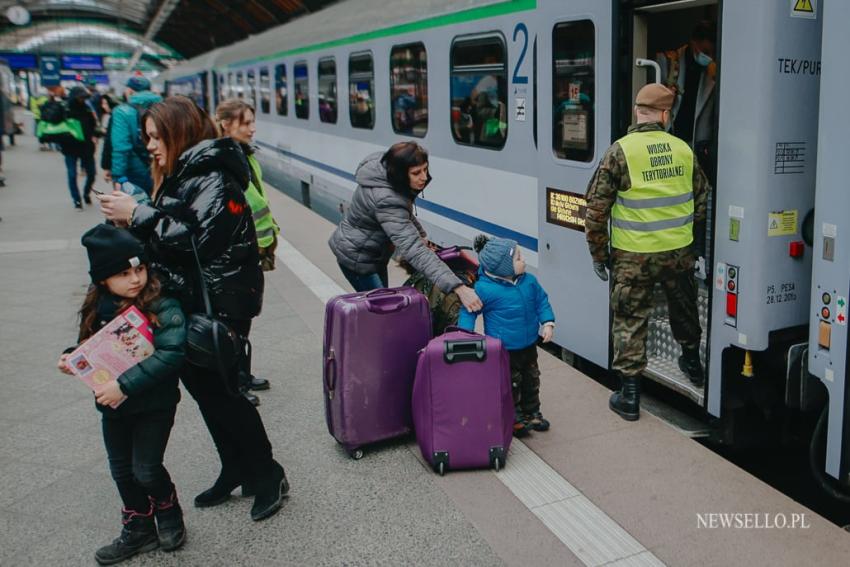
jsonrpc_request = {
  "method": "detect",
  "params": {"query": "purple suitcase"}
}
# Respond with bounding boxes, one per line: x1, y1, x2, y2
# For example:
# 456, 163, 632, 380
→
411, 328, 513, 475
323, 287, 431, 459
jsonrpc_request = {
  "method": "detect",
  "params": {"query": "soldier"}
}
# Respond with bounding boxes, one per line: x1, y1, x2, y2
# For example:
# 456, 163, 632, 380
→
585, 83, 710, 421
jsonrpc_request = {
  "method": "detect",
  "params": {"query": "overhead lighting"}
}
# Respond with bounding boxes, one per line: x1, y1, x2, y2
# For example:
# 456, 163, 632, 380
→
5, 5, 31, 26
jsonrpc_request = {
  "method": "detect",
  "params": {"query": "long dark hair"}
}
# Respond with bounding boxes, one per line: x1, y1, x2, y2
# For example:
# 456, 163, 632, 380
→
381, 141, 430, 192
77, 270, 163, 342
141, 96, 218, 195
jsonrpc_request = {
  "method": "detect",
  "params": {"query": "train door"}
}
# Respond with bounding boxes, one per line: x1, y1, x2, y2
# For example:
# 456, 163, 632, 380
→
809, 0, 850, 486
623, 0, 719, 403
536, 0, 614, 368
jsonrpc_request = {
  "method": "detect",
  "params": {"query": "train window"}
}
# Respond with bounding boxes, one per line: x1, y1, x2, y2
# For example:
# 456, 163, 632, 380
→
349, 52, 375, 130
275, 63, 288, 116
294, 61, 309, 119
216, 73, 223, 106
390, 43, 428, 137
259, 67, 270, 114
318, 58, 338, 124
552, 20, 595, 162
450, 34, 507, 149
236, 72, 244, 99
226, 72, 233, 98
247, 70, 257, 106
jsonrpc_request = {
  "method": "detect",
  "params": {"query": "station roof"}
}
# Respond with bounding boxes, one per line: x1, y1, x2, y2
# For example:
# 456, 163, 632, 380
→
0, 0, 339, 66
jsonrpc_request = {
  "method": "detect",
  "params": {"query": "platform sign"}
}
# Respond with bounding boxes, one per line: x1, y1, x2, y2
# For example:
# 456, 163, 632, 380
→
40, 56, 60, 87
0, 53, 37, 70
61, 55, 103, 71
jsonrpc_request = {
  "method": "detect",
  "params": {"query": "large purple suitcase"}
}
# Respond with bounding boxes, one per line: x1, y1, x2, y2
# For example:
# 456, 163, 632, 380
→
412, 328, 513, 475
323, 287, 431, 459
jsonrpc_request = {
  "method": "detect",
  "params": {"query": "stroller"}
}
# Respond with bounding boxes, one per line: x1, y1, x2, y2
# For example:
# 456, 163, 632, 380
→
401, 245, 479, 337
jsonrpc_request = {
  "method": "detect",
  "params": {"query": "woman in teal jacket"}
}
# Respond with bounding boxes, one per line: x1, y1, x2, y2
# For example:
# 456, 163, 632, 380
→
109, 77, 161, 194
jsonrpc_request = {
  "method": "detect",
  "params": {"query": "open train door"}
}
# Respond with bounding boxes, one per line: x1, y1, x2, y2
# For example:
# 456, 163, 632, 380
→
535, 0, 614, 367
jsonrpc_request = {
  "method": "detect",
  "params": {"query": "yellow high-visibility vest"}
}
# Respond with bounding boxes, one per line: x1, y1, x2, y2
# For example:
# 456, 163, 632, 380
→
611, 130, 694, 253
246, 154, 280, 248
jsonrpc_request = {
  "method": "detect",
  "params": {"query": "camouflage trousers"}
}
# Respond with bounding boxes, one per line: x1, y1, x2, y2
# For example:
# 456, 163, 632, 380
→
509, 344, 542, 415
610, 247, 701, 377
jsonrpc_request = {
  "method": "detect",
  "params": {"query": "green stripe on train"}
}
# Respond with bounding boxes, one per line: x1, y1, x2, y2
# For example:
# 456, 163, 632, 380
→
228, 0, 537, 69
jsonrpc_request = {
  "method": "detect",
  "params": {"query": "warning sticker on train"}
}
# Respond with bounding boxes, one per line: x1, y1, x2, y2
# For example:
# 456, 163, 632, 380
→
768, 210, 798, 237
790, 0, 817, 19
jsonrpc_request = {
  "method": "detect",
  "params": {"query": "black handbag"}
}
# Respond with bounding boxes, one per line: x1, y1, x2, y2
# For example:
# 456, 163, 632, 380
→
185, 236, 243, 394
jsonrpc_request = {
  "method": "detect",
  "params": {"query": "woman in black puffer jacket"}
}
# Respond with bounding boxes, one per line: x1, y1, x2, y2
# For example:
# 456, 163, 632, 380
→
99, 96, 288, 522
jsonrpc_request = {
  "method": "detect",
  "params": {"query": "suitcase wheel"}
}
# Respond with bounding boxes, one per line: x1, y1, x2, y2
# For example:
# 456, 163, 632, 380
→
489, 447, 507, 472
348, 448, 364, 460
432, 451, 449, 476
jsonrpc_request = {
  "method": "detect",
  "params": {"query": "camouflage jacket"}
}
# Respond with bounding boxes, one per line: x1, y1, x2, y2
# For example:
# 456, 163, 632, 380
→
584, 122, 711, 264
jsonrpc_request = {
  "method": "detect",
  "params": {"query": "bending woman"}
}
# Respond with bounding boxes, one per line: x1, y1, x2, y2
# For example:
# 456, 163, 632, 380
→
98, 96, 288, 522
329, 142, 482, 312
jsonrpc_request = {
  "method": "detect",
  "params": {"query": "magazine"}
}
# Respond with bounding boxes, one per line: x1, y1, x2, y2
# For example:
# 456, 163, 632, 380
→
67, 305, 154, 408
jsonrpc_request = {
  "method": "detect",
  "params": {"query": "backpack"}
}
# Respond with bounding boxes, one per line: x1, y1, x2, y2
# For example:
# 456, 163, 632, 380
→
41, 100, 67, 125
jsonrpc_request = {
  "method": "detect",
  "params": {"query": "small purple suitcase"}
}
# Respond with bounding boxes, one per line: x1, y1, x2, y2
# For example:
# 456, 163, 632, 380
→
323, 287, 431, 459
412, 328, 513, 475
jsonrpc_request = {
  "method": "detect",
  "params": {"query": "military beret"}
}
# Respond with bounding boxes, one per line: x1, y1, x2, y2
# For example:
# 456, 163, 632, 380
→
635, 83, 675, 110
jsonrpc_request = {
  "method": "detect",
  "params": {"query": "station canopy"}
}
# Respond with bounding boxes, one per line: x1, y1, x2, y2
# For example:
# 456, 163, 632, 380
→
0, 0, 339, 68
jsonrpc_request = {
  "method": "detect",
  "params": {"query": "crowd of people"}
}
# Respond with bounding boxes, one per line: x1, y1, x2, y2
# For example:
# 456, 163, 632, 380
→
37, 79, 287, 564
31, 28, 712, 559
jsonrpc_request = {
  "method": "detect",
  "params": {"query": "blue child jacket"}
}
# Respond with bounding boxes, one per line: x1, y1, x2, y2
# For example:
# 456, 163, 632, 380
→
457, 269, 555, 351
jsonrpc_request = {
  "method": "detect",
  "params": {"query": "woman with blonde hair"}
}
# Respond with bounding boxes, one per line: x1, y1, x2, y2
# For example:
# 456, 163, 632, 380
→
214, 97, 279, 399
99, 96, 289, 522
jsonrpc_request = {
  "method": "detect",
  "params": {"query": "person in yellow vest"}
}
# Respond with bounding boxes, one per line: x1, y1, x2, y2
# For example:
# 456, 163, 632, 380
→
29, 89, 50, 151
584, 84, 711, 421
215, 98, 280, 403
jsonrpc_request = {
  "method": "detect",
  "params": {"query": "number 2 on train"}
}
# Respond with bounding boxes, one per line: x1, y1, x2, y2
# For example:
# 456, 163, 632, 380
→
512, 22, 529, 85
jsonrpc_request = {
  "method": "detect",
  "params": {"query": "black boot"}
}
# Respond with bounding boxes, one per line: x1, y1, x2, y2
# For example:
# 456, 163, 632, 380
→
194, 469, 243, 508
94, 507, 158, 565
678, 346, 705, 387
248, 375, 270, 391
609, 373, 640, 421
150, 491, 186, 552
250, 460, 290, 521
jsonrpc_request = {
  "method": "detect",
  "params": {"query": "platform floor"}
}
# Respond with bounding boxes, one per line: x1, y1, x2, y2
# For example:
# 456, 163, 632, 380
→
1, 120, 849, 566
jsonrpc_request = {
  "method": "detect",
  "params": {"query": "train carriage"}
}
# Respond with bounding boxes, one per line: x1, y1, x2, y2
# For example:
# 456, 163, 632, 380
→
161, 0, 849, 492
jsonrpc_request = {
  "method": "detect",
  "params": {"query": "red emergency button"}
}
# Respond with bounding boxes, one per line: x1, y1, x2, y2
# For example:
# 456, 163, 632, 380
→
822, 307, 831, 319
726, 292, 738, 317
789, 241, 805, 258
727, 281, 736, 292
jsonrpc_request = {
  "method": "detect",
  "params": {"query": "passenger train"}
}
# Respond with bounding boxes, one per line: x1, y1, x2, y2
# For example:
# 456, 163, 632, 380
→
156, 0, 850, 498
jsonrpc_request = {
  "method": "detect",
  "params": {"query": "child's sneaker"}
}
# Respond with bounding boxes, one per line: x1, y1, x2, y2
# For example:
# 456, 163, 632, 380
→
513, 415, 531, 438
526, 412, 550, 432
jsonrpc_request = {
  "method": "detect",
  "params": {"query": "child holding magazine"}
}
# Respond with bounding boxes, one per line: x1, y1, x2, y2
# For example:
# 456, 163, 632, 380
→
57, 224, 187, 565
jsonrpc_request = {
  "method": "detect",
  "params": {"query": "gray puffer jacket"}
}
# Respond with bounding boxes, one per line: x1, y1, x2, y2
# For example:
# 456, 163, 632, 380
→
329, 153, 462, 294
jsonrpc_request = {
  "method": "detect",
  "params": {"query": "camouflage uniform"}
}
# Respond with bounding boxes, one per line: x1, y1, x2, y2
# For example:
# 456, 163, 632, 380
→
585, 121, 711, 377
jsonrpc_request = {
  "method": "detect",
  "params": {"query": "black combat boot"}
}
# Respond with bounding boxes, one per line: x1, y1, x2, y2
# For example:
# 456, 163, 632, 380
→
678, 346, 705, 387
94, 507, 158, 565
150, 491, 186, 552
609, 373, 640, 421
251, 460, 290, 521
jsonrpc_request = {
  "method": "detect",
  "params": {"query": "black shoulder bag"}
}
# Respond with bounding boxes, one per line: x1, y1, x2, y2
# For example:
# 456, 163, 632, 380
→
185, 236, 243, 395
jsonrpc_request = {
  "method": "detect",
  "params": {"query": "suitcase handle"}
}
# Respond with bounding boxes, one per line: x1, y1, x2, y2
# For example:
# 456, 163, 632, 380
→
366, 295, 410, 314
325, 349, 336, 399
444, 339, 487, 363
443, 326, 479, 335
364, 288, 397, 298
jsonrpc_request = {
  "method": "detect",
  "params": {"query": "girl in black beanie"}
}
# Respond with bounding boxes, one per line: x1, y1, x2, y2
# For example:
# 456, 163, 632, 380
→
57, 223, 188, 565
